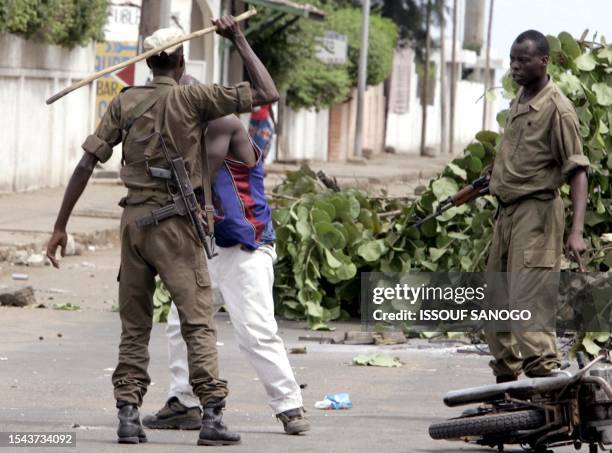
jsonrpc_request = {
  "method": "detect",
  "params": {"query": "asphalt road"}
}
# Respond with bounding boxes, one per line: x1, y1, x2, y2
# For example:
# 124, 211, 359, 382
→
0, 248, 582, 453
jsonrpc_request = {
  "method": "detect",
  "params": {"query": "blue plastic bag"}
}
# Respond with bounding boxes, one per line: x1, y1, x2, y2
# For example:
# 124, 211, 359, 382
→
315, 392, 352, 410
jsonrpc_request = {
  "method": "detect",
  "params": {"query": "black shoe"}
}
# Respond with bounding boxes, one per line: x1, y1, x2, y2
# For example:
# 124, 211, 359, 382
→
117, 403, 147, 444
496, 375, 518, 384
526, 369, 571, 379
276, 407, 310, 435
142, 396, 202, 430
198, 402, 241, 446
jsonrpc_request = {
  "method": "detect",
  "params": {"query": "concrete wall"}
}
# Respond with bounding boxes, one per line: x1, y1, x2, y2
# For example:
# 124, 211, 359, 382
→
277, 84, 385, 163
328, 100, 354, 162
277, 106, 329, 162
328, 85, 386, 161
385, 46, 498, 154
0, 33, 95, 193
386, 80, 494, 153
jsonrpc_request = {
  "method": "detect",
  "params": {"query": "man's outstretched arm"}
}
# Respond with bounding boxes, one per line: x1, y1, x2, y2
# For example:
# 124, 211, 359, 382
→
46, 153, 99, 268
214, 16, 279, 106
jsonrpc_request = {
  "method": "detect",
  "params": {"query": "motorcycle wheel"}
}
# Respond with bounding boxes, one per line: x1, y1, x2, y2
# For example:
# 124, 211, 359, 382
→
429, 410, 545, 440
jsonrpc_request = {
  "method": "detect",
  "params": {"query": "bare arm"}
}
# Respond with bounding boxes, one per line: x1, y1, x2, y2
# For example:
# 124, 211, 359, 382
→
205, 115, 256, 178
565, 168, 588, 268
205, 117, 237, 177
214, 16, 279, 107
46, 153, 98, 268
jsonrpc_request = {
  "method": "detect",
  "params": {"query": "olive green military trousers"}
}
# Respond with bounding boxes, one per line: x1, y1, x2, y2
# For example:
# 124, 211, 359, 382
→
112, 203, 228, 407
485, 197, 564, 378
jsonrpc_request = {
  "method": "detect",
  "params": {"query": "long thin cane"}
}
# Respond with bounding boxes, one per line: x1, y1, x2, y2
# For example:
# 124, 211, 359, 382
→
46, 9, 257, 105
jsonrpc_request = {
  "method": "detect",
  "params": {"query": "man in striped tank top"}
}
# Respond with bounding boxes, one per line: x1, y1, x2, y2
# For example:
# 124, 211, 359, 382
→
143, 113, 309, 435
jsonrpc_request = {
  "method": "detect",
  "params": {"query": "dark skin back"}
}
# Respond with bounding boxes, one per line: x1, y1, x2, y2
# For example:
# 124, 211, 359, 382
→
508, 37, 588, 266
205, 115, 257, 178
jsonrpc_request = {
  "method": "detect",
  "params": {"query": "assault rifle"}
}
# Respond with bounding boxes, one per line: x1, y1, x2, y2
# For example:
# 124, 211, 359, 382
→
136, 133, 216, 259
412, 175, 490, 228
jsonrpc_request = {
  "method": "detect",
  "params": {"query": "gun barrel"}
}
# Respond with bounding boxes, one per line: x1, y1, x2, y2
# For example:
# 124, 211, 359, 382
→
413, 201, 450, 227
412, 176, 489, 228
136, 204, 179, 227
413, 212, 434, 227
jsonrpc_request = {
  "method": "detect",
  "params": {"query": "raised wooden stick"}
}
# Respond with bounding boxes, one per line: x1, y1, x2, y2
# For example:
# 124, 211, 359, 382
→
46, 8, 257, 105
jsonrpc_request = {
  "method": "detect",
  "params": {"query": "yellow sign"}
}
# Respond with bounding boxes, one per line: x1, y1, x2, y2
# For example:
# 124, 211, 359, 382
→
95, 41, 137, 124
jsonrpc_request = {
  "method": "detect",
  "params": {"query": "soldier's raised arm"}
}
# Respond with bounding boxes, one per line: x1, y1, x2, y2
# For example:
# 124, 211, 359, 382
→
213, 15, 279, 107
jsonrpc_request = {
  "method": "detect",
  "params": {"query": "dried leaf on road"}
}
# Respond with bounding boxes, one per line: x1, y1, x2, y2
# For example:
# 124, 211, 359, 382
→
352, 353, 403, 367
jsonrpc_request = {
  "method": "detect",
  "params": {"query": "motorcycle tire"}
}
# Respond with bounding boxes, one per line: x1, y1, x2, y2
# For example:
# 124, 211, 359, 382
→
429, 410, 545, 440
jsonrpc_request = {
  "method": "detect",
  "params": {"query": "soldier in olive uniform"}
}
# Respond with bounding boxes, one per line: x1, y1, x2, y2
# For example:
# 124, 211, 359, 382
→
46, 16, 279, 446
485, 30, 589, 383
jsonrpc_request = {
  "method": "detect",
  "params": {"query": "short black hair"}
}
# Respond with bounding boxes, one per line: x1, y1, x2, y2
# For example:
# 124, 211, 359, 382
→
147, 45, 184, 71
514, 30, 549, 56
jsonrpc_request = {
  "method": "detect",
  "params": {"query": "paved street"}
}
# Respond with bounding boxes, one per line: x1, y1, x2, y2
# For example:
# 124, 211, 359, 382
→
0, 146, 574, 453
1, 1, 607, 452
0, 248, 580, 453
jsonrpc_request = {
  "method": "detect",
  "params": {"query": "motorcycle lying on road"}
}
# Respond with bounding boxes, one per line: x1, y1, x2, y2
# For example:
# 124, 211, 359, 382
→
429, 351, 612, 452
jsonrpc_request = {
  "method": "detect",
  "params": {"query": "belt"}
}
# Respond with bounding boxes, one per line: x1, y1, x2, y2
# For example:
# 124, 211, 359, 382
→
119, 188, 171, 207
496, 190, 557, 209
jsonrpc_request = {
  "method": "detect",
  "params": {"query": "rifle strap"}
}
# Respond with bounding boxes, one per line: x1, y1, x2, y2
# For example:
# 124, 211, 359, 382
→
121, 85, 171, 165
200, 126, 215, 237
122, 86, 169, 135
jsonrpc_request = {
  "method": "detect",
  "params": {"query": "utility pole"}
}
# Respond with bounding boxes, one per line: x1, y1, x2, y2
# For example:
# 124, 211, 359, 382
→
420, 0, 432, 156
139, 0, 160, 52
449, 0, 458, 154
482, 0, 494, 130
438, 0, 447, 155
160, 0, 171, 28
138, 0, 172, 52
353, 0, 370, 159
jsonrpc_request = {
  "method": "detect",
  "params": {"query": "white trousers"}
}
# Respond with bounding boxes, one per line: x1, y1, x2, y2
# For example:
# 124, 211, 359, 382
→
166, 244, 303, 414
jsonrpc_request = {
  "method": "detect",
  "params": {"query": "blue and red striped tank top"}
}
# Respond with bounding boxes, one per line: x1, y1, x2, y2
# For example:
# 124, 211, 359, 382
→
212, 142, 275, 250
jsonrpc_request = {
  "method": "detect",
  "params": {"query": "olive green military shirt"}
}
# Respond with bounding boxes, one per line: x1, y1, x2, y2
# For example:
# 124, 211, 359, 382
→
489, 78, 589, 204
81, 76, 252, 196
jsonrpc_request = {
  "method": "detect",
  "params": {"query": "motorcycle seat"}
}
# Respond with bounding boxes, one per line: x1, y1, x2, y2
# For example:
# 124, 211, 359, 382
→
443, 376, 573, 407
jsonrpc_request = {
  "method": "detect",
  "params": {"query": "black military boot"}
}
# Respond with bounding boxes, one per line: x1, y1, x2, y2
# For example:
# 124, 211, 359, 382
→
117, 402, 147, 444
197, 401, 241, 446
496, 375, 518, 384
142, 397, 202, 430
276, 407, 310, 435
